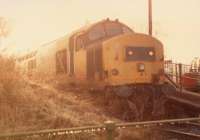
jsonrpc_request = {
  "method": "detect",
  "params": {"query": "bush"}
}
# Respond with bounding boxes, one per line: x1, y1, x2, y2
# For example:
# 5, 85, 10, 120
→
0, 56, 29, 132
0, 56, 20, 93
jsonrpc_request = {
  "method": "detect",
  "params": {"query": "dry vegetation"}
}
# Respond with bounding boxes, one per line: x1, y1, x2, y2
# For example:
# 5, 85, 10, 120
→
0, 56, 112, 134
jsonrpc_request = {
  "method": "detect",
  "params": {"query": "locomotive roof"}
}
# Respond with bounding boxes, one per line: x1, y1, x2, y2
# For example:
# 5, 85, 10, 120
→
69, 18, 134, 38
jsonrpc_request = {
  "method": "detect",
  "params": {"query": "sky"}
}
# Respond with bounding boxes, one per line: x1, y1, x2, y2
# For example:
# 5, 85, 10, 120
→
0, 0, 200, 64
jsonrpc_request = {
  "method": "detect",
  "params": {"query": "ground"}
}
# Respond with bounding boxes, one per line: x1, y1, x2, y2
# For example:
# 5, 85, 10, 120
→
0, 79, 120, 133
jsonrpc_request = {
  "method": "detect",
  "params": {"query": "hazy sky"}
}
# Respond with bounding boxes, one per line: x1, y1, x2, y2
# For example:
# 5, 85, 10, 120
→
0, 0, 200, 63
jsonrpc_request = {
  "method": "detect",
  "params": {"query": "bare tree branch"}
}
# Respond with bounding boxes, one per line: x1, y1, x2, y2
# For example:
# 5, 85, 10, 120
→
0, 17, 10, 38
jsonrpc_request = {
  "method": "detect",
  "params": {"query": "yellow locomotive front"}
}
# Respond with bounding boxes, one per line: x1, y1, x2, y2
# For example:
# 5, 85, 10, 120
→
102, 33, 164, 87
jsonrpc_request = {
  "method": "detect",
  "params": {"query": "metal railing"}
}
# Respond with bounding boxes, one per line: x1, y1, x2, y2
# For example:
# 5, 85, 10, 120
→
165, 63, 191, 85
165, 62, 200, 91
0, 117, 200, 140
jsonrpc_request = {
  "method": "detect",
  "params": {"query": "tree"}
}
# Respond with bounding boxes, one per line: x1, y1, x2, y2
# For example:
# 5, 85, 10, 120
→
0, 17, 10, 37
0, 17, 11, 48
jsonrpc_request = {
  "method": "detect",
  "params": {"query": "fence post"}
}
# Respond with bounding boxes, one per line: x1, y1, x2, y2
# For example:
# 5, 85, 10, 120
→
179, 63, 182, 93
175, 64, 178, 84
105, 121, 116, 140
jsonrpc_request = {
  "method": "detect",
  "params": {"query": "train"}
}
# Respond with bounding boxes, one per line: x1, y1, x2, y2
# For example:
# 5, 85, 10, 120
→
16, 19, 172, 120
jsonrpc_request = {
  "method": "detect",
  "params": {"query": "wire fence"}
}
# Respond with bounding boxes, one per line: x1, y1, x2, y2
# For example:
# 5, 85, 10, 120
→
0, 117, 200, 140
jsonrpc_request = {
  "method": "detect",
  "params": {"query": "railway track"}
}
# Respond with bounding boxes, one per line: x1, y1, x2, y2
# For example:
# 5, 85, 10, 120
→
1, 117, 200, 140
161, 120, 200, 140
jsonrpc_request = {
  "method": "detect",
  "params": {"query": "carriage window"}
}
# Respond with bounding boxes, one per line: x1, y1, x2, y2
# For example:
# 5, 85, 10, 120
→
88, 24, 105, 41
125, 47, 156, 61
105, 23, 122, 36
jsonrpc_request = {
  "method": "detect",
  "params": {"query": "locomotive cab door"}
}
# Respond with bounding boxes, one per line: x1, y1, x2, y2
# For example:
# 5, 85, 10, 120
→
86, 46, 103, 81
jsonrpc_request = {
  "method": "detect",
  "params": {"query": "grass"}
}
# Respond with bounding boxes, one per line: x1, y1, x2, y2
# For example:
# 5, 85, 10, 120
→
0, 56, 111, 133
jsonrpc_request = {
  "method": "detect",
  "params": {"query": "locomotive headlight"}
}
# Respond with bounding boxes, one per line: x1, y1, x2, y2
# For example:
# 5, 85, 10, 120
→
148, 51, 154, 56
138, 63, 145, 72
128, 50, 133, 55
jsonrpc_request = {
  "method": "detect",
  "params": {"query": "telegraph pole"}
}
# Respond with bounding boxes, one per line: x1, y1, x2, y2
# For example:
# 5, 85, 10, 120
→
148, 0, 152, 36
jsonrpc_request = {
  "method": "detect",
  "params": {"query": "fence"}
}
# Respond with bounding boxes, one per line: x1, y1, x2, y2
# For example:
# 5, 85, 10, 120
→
164, 62, 200, 91
164, 63, 191, 85
0, 117, 200, 140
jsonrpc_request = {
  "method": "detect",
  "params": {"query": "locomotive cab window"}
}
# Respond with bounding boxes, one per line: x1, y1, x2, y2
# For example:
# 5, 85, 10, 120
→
122, 26, 133, 34
88, 24, 105, 41
125, 46, 156, 61
105, 22, 122, 36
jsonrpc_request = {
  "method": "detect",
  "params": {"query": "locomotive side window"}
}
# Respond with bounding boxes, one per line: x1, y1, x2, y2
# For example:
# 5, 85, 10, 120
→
56, 49, 67, 74
125, 47, 156, 61
105, 22, 122, 36
88, 24, 105, 41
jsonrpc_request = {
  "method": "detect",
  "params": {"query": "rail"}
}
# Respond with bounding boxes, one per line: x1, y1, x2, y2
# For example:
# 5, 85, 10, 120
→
0, 117, 200, 140
161, 119, 200, 139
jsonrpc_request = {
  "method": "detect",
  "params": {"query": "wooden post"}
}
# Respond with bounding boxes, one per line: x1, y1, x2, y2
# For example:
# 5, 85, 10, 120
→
179, 63, 183, 93
175, 64, 178, 84
105, 121, 116, 140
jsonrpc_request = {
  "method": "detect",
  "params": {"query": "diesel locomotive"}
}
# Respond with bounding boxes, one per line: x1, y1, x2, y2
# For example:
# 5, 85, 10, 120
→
17, 19, 170, 119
